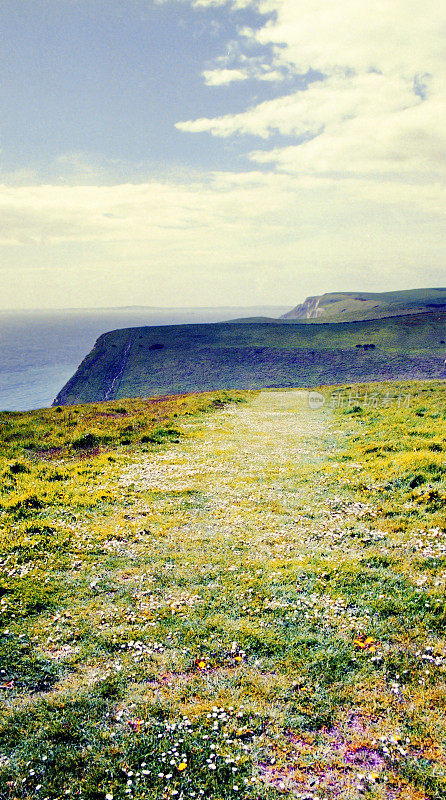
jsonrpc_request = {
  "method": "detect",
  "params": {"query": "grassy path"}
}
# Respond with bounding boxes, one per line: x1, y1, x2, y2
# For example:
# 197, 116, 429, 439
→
0, 384, 444, 800
120, 391, 332, 570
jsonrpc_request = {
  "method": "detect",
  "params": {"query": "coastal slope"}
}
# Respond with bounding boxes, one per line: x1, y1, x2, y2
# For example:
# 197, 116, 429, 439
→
281, 287, 446, 322
53, 311, 446, 405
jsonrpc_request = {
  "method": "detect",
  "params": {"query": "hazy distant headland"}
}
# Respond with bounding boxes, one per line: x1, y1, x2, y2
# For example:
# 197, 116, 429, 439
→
281, 287, 446, 322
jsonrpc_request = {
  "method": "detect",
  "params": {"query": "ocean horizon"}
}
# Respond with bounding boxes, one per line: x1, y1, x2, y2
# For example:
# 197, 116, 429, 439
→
0, 306, 289, 411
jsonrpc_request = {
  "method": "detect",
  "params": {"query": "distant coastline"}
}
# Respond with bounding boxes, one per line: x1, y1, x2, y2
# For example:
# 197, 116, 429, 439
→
0, 306, 290, 411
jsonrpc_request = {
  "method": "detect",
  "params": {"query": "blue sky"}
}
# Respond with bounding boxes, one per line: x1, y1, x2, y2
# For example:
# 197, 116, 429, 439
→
0, 0, 444, 309
1, 0, 288, 178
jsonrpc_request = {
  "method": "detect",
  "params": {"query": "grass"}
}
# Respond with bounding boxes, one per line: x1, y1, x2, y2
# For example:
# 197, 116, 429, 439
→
53, 312, 446, 404
1, 392, 244, 459
0, 379, 444, 799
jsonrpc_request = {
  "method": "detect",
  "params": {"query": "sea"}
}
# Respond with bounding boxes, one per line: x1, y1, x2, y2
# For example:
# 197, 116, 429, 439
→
0, 306, 289, 411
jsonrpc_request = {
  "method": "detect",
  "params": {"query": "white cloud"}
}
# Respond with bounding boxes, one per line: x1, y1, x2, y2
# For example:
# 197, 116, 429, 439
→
0, 170, 441, 252
158, 0, 255, 7
202, 68, 247, 85
1, 0, 445, 308
253, 0, 444, 78
178, 0, 446, 203
191, 0, 254, 7
202, 65, 285, 85
0, 171, 443, 307
249, 87, 446, 179
178, 71, 421, 138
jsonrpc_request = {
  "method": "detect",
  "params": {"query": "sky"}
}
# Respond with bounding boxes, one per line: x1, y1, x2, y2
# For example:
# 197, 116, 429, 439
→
0, 0, 444, 309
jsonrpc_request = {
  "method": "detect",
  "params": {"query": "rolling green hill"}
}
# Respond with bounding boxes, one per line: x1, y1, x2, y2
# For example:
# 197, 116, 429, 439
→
281, 287, 446, 322
53, 311, 446, 405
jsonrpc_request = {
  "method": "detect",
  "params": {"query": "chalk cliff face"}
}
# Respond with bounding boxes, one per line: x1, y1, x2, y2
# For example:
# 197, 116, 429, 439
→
280, 288, 446, 322
281, 295, 324, 320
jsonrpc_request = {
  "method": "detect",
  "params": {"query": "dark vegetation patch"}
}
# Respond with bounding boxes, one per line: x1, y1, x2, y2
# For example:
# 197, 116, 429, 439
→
0, 635, 62, 692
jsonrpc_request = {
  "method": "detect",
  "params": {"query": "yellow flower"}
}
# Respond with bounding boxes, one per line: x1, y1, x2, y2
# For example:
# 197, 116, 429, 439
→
354, 635, 377, 651
178, 762, 187, 771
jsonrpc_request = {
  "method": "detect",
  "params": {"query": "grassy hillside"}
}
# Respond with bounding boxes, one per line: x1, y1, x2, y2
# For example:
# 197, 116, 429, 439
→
0, 381, 445, 799
281, 288, 446, 323
0, 391, 247, 460
53, 312, 446, 405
